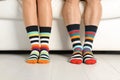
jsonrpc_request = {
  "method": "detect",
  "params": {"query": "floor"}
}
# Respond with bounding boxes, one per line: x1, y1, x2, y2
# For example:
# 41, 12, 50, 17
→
0, 51, 120, 80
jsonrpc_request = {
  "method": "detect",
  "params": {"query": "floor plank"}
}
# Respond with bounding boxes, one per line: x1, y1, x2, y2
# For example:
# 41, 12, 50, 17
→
0, 52, 120, 80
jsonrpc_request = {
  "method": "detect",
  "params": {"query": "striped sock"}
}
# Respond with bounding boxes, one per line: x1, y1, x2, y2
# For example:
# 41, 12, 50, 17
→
66, 24, 83, 64
83, 25, 98, 64
26, 26, 40, 64
38, 27, 51, 64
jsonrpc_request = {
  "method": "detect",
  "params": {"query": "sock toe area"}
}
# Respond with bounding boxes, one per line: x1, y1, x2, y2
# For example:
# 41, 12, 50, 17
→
70, 59, 82, 64
26, 60, 38, 64
85, 58, 96, 64
38, 60, 50, 64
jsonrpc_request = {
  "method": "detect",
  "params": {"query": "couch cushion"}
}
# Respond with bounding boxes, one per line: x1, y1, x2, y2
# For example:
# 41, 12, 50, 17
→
0, 0, 120, 20
0, 0, 22, 20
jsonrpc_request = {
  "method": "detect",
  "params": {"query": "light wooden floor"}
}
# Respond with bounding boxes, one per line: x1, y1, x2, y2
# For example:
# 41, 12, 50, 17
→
0, 51, 120, 80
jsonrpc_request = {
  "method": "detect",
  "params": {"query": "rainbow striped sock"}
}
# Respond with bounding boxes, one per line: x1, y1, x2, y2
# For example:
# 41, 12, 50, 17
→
38, 27, 51, 64
83, 25, 98, 64
66, 24, 83, 64
26, 26, 40, 64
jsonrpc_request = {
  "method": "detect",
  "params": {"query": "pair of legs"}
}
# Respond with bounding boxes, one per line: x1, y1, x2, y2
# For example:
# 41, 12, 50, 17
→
62, 0, 102, 64
22, 0, 52, 64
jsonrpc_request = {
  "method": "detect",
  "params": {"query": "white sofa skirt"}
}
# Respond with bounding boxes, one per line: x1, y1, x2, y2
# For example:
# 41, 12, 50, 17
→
0, 18, 120, 51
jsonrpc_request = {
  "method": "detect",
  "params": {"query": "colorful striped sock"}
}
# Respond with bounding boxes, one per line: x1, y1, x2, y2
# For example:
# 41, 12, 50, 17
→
83, 25, 98, 64
26, 26, 40, 64
66, 24, 83, 64
38, 27, 51, 64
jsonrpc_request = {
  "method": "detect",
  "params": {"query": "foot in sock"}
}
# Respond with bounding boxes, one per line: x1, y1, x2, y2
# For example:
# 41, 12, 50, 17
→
83, 51, 96, 64
26, 50, 39, 64
66, 24, 83, 64
69, 52, 83, 64
83, 25, 98, 64
38, 27, 51, 64
38, 50, 50, 64
25, 26, 40, 64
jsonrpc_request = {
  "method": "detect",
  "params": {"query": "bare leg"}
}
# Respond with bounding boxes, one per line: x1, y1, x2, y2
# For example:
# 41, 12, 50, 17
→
22, 0, 40, 64
62, 0, 83, 64
84, 0, 102, 26
62, 0, 81, 25
37, 0, 52, 64
37, 0, 52, 27
83, 0, 102, 64
22, 0, 38, 26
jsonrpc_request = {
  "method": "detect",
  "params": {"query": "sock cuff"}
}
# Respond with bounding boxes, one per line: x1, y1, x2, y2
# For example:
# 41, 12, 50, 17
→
39, 27, 51, 33
26, 26, 38, 32
85, 25, 98, 32
66, 24, 80, 32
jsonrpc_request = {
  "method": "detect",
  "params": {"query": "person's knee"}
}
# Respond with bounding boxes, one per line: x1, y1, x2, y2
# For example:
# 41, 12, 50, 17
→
65, 0, 79, 5
86, 0, 101, 5
23, 0, 37, 6
23, 0, 35, 4
38, 0, 51, 3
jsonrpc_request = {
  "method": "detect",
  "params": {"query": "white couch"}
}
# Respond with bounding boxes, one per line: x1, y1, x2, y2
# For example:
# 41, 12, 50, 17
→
0, 0, 120, 51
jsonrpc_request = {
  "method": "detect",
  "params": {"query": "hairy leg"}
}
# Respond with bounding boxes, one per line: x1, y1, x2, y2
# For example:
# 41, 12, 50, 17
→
62, 0, 83, 64
84, 0, 102, 25
83, 0, 102, 64
62, 0, 81, 25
